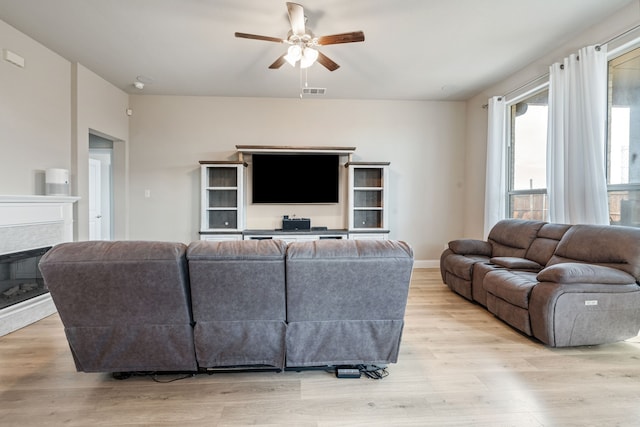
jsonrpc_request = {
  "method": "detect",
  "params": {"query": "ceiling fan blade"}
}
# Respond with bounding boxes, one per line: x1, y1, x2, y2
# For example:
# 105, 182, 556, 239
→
317, 31, 365, 45
235, 32, 284, 43
316, 52, 340, 71
269, 54, 287, 69
287, 2, 305, 35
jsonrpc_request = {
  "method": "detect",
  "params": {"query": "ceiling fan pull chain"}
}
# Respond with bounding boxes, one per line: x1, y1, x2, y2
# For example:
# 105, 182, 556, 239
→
299, 67, 310, 98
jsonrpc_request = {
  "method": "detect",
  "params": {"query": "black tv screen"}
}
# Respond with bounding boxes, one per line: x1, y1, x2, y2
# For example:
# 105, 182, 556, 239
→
252, 154, 339, 204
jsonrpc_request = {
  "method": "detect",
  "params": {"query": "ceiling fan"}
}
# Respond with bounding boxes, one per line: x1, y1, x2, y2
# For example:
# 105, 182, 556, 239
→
235, 2, 365, 72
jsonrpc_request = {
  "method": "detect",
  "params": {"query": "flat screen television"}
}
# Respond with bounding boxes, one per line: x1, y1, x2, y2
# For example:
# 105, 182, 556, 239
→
252, 153, 339, 204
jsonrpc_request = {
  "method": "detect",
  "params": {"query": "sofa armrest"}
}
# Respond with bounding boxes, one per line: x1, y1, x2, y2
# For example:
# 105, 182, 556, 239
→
490, 257, 543, 271
448, 239, 492, 256
537, 262, 637, 285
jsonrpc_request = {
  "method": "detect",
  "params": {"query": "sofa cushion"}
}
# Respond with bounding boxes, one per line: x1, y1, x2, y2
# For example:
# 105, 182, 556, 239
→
187, 239, 287, 321
483, 270, 539, 309
40, 241, 192, 326
444, 254, 490, 281
448, 239, 492, 256
548, 224, 640, 281
490, 257, 543, 271
488, 219, 545, 258
285, 239, 413, 321
525, 223, 572, 266
537, 262, 637, 285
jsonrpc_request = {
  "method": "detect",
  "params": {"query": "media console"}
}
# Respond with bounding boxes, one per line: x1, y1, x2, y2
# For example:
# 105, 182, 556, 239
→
199, 229, 389, 242
243, 229, 347, 243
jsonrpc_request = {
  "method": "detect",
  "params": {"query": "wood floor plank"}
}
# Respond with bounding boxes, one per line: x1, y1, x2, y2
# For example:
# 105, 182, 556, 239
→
1, 268, 640, 426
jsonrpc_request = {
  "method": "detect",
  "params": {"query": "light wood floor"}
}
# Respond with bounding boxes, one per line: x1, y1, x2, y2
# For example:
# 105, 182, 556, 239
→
2, 268, 640, 426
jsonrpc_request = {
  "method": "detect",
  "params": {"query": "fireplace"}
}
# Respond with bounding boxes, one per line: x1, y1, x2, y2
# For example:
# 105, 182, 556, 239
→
0, 246, 52, 311
0, 195, 79, 336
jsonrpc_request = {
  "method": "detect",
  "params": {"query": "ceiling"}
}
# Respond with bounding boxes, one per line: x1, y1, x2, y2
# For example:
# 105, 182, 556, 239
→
0, 0, 635, 101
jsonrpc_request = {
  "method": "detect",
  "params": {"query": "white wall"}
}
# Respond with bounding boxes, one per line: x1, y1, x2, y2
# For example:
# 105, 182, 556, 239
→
72, 63, 129, 241
0, 19, 130, 241
462, 1, 640, 240
0, 19, 71, 195
128, 96, 467, 264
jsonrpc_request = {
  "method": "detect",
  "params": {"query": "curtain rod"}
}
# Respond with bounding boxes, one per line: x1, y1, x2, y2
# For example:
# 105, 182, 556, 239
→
481, 73, 549, 108
481, 22, 640, 109
596, 22, 640, 49
502, 73, 549, 99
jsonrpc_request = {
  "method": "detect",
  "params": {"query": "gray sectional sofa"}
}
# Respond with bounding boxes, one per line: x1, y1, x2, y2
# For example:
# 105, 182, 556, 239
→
39, 238, 414, 374
441, 219, 640, 347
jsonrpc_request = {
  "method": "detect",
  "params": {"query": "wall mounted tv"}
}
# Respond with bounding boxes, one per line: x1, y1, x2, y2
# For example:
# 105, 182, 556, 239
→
251, 153, 339, 204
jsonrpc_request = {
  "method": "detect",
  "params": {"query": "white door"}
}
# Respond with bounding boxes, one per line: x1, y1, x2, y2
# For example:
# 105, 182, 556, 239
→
89, 158, 102, 240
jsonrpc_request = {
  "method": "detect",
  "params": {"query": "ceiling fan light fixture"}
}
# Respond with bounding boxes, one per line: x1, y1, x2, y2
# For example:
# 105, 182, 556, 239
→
300, 47, 318, 68
284, 44, 302, 66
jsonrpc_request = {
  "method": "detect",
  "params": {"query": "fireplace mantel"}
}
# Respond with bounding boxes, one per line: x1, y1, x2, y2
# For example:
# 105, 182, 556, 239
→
0, 195, 79, 336
0, 195, 80, 203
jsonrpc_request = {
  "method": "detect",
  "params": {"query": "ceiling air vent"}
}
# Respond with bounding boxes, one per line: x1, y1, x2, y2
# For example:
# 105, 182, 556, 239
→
302, 87, 326, 95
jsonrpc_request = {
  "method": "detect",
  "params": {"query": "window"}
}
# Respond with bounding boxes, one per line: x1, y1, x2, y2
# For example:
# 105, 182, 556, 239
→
607, 47, 640, 227
507, 89, 549, 220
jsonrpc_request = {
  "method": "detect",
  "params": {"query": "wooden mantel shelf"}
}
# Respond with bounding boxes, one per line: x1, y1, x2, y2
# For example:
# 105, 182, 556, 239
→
235, 145, 356, 154
235, 145, 356, 162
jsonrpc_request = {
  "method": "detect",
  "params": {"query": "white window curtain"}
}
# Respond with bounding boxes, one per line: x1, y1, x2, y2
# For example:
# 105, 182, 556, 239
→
484, 96, 507, 238
546, 45, 609, 224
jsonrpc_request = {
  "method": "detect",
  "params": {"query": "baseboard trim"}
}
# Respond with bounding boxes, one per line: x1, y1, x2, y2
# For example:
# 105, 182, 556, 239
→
0, 293, 57, 337
413, 260, 439, 269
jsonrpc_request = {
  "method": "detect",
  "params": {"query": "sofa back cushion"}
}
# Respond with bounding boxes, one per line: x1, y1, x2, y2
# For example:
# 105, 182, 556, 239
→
187, 239, 287, 321
186, 239, 288, 369
284, 239, 414, 366
548, 224, 640, 281
285, 239, 414, 321
40, 241, 192, 325
488, 219, 546, 258
38, 241, 197, 372
525, 223, 572, 266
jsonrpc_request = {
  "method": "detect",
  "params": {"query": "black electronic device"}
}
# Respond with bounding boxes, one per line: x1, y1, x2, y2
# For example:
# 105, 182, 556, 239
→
282, 216, 311, 231
252, 154, 339, 204
336, 367, 362, 379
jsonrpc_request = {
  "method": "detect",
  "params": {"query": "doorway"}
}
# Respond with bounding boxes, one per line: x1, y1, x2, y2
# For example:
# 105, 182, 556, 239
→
89, 133, 113, 240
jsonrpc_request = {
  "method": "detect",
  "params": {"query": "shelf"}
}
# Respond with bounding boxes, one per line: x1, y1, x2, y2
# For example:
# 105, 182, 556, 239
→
236, 145, 356, 155
199, 160, 247, 165
207, 189, 237, 208
353, 210, 383, 229
345, 161, 390, 166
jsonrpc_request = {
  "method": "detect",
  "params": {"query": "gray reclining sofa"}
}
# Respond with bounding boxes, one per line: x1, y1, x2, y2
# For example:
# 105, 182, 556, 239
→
441, 219, 640, 347
39, 238, 414, 374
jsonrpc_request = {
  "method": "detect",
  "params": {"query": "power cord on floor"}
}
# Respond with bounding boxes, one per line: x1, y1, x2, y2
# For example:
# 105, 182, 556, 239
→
358, 365, 389, 380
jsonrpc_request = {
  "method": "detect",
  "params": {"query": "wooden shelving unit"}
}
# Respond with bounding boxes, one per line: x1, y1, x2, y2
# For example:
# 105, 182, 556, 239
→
346, 162, 390, 239
199, 161, 246, 240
